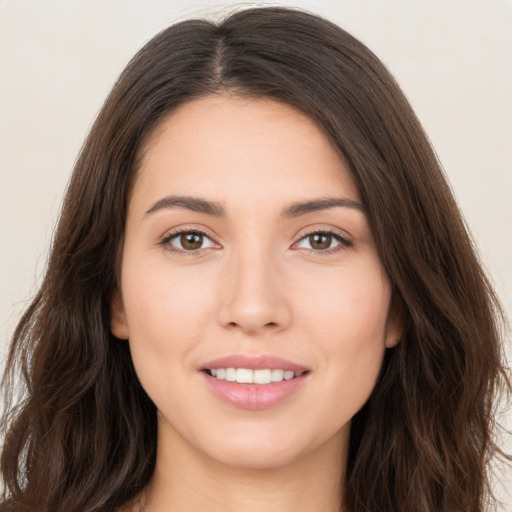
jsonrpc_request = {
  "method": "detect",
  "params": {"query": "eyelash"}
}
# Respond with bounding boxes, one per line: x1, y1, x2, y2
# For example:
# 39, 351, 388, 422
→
293, 229, 353, 255
159, 228, 216, 255
159, 228, 352, 256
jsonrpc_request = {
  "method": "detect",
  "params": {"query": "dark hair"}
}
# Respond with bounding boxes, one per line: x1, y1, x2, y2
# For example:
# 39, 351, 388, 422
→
1, 7, 510, 512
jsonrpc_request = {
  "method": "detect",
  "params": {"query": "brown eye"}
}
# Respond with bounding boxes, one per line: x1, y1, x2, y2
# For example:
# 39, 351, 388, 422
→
295, 231, 349, 252
165, 231, 216, 252
308, 233, 332, 250
180, 232, 204, 250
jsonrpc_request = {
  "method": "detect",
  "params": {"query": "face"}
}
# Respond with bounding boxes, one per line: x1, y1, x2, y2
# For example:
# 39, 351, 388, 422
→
111, 94, 401, 470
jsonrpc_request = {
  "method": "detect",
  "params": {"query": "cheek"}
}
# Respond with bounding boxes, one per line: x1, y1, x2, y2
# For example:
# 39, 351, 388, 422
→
120, 259, 217, 372
296, 261, 391, 388
124, 253, 216, 322
298, 260, 391, 339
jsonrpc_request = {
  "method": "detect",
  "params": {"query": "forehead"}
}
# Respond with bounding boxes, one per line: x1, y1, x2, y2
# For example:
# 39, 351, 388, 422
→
132, 93, 360, 212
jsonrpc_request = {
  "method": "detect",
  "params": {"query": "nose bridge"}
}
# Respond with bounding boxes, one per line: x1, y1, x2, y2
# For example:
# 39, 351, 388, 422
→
217, 240, 290, 334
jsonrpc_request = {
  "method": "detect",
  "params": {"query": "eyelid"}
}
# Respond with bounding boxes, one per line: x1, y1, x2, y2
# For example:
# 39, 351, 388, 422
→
291, 227, 353, 253
159, 226, 222, 254
157, 224, 353, 255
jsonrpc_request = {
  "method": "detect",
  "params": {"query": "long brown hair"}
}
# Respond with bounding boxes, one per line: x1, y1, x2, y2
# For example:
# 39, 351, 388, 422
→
1, 7, 509, 512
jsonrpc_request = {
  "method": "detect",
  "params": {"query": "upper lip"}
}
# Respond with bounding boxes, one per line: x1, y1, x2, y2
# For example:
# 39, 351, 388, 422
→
202, 354, 309, 373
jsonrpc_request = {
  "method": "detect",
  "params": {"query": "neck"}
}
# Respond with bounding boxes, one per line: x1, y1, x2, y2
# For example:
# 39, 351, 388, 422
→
137, 423, 348, 512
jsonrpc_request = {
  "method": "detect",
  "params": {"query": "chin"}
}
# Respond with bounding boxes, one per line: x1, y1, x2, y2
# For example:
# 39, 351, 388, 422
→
196, 421, 348, 472
208, 443, 307, 471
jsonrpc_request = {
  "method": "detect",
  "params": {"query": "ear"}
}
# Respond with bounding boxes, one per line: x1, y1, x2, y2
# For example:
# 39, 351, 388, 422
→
384, 293, 406, 348
110, 288, 129, 340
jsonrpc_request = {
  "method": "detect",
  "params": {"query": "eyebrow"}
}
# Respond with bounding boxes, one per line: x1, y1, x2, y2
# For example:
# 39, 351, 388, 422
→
280, 197, 365, 218
145, 195, 225, 217
144, 195, 365, 218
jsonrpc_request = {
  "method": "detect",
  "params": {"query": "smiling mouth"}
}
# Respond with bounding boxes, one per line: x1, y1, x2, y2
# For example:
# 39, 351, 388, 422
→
204, 368, 308, 384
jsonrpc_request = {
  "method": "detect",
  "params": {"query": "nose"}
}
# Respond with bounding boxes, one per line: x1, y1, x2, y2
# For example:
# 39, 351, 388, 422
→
216, 248, 291, 335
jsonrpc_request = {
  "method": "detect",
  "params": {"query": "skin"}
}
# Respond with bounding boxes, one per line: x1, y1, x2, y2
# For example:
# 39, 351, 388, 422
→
111, 93, 402, 512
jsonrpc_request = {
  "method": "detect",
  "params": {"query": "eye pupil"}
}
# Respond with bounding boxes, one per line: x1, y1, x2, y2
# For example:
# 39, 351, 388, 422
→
181, 232, 203, 250
309, 233, 331, 250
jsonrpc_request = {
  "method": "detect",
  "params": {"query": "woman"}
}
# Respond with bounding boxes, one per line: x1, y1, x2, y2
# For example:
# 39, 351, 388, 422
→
1, 6, 509, 512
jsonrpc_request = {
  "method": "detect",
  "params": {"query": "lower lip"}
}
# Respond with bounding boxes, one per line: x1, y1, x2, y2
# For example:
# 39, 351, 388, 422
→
202, 372, 309, 410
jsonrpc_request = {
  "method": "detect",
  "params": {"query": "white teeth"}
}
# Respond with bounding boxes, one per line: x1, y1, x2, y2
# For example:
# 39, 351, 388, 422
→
236, 368, 253, 384
208, 368, 304, 384
271, 369, 284, 382
254, 369, 272, 384
225, 368, 236, 382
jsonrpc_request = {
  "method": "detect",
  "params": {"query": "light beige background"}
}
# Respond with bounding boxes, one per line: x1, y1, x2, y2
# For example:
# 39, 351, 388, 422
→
1, 0, 511, 506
